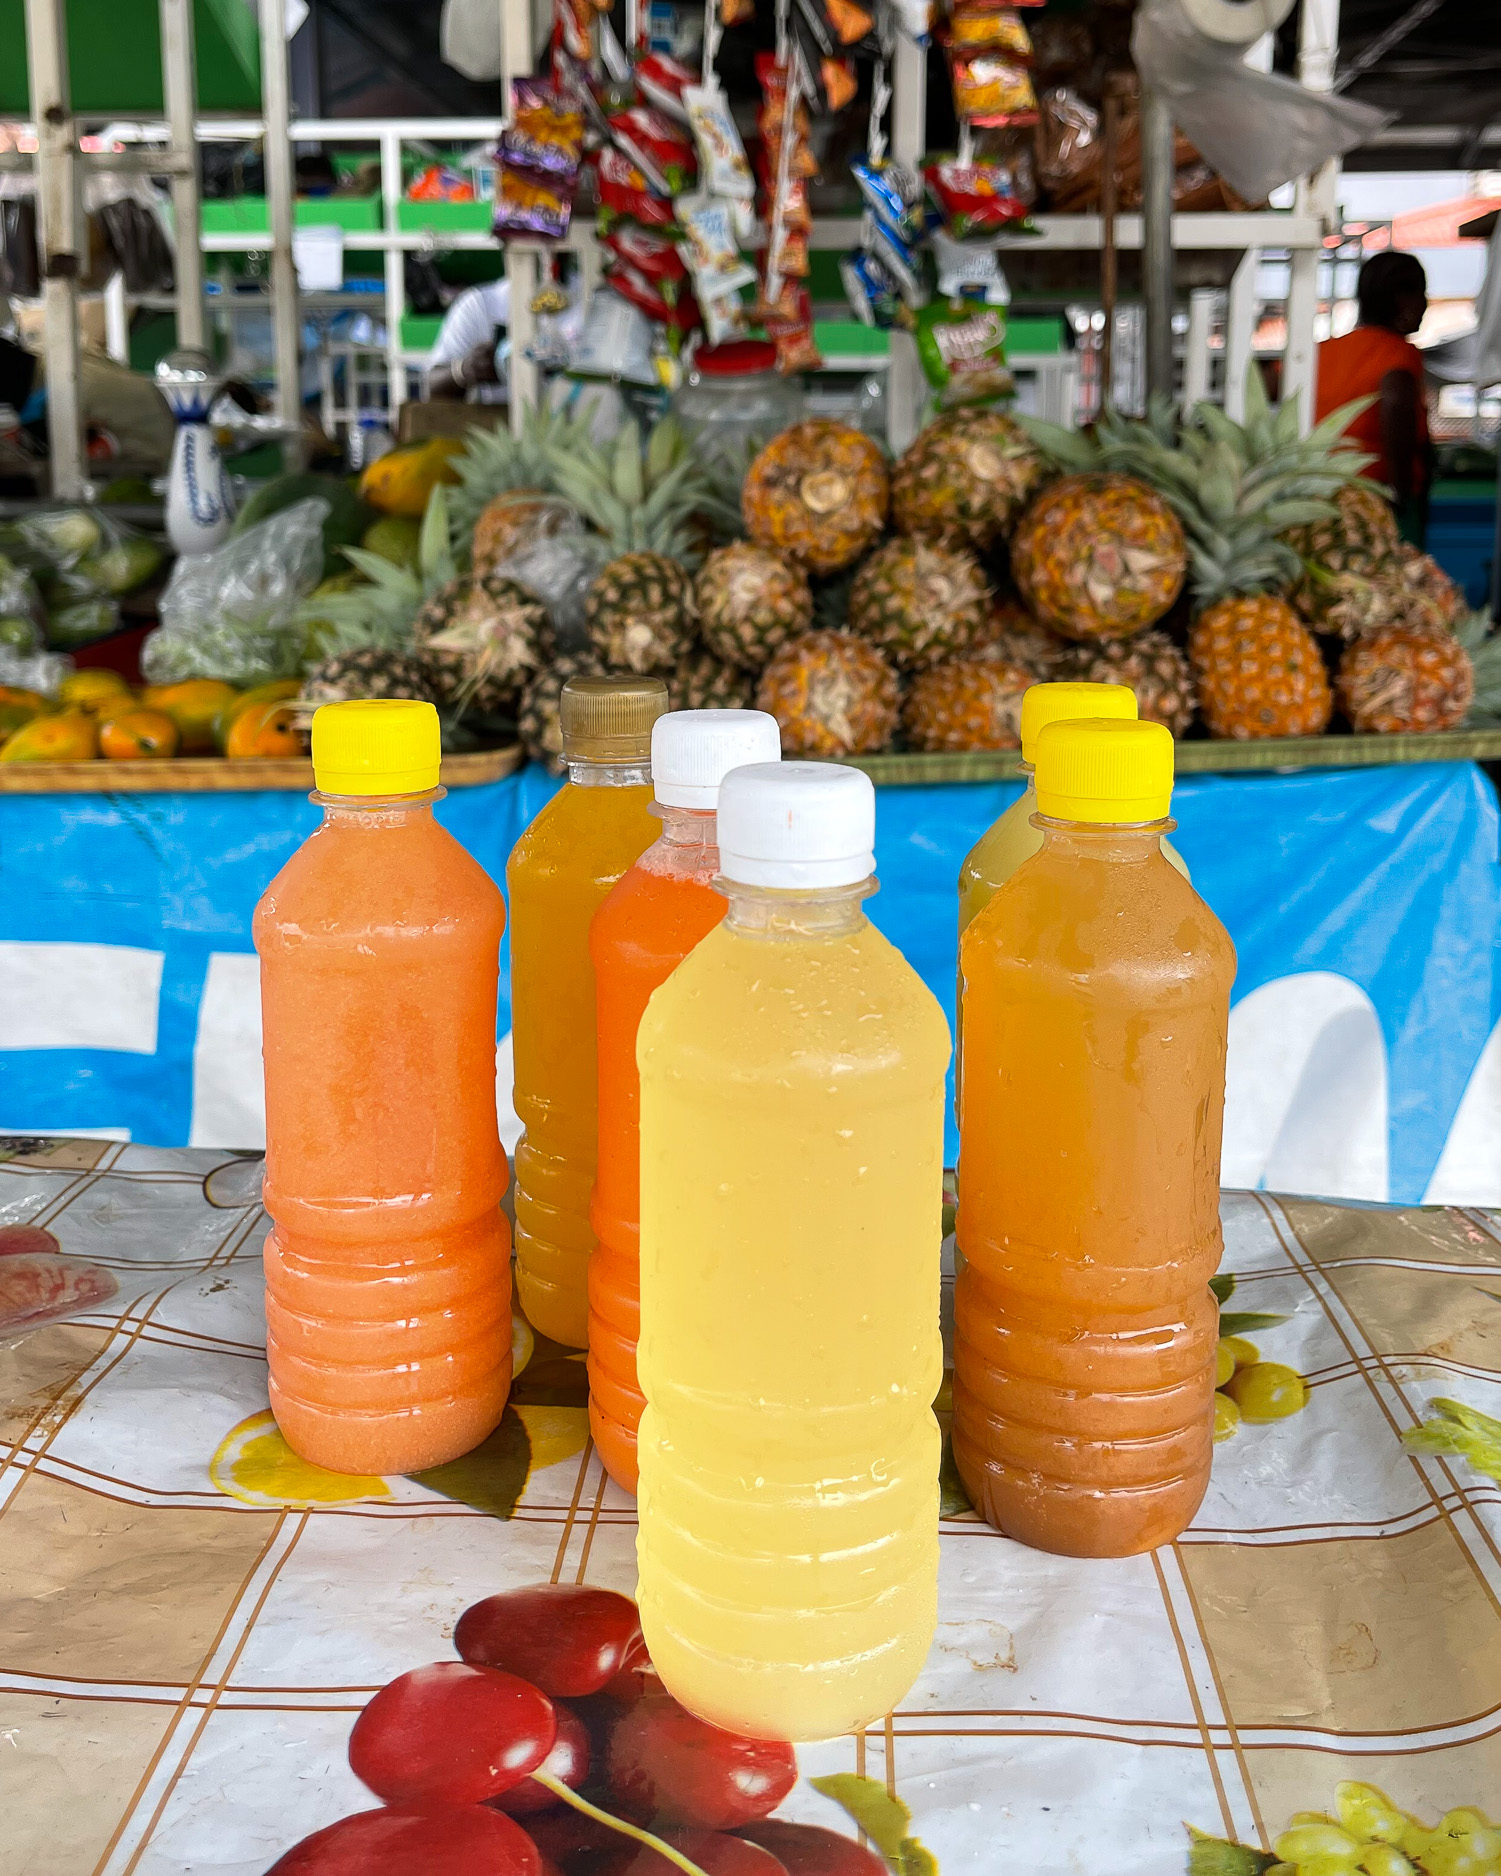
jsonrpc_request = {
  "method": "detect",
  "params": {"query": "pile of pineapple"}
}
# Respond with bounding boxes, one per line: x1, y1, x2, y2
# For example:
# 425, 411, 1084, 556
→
305, 372, 1495, 766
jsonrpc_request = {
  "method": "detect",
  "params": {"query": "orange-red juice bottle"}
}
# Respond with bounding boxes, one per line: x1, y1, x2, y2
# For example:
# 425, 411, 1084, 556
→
508, 676, 668, 1348
255, 701, 512, 1475
589, 708, 782, 1493
954, 719, 1236, 1556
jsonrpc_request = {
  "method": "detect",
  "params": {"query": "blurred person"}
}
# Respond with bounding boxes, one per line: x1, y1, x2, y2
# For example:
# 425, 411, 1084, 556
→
1315, 250, 1432, 543
427, 276, 510, 402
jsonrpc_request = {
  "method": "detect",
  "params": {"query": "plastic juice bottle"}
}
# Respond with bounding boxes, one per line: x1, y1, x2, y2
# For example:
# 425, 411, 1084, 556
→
508, 675, 668, 1348
636, 762, 951, 1741
589, 708, 783, 1496
255, 701, 513, 1475
953, 718, 1236, 1557
958, 681, 1190, 938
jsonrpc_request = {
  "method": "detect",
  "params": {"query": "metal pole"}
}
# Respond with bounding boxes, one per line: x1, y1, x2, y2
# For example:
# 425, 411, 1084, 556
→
1284, 0, 1341, 432
159, 0, 204, 350
1183, 287, 1215, 408
24, 0, 86, 498
380, 129, 405, 426
500, 0, 539, 434
1099, 86, 1120, 416
1224, 245, 1259, 419
1140, 85, 1175, 403
885, 30, 926, 453
259, 0, 302, 448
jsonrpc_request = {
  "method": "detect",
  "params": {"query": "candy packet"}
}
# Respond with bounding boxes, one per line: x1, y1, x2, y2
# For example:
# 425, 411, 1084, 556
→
503, 78, 585, 175
915, 298, 1014, 405
851, 156, 926, 242
601, 224, 691, 300
493, 163, 574, 238
925, 158, 1030, 235
676, 195, 758, 295
608, 106, 698, 194
684, 83, 755, 199
950, 53, 1038, 123
596, 146, 677, 228
636, 52, 698, 122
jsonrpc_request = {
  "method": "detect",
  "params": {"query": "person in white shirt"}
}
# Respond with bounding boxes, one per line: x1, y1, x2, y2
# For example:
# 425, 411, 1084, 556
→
427, 278, 511, 401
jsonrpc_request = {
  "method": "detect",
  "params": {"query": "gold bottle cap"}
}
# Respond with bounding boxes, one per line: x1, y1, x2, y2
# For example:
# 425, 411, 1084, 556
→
560, 675, 670, 764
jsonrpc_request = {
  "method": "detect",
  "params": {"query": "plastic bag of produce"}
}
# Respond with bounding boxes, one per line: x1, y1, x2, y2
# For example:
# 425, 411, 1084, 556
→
42, 570, 122, 650
0, 505, 164, 593
0, 558, 45, 656
143, 498, 329, 686
0, 643, 70, 698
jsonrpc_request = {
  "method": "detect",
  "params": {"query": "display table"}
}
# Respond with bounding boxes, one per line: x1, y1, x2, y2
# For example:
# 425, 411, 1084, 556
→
1, 760, 1498, 1204
1, 1139, 1499, 1873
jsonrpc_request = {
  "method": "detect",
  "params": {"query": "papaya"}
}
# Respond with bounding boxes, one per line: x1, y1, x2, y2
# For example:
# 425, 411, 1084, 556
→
0, 701, 37, 740
99, 707, 180, 760
0, 710, 99, 762
358, 438, 463, 518
225, 699, 301, 759
214, 680, 301, 752
141, 679, 240, 753
0, 685, 48, 716
58, 669, 133, 713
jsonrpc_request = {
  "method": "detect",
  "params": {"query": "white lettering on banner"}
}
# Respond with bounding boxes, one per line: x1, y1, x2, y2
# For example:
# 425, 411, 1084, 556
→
0, 941, 164, 1053
190, 953, 266, 1150
1222, 972, 1390, 1202
1423, 1017, 1501, 1205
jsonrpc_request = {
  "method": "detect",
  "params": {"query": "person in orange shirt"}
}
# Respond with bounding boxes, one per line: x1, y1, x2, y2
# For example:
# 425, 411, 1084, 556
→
1315, 251, 1432, 542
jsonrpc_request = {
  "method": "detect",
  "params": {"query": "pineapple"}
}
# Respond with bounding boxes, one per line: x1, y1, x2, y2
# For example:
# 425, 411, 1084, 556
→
903, 655, 1032, 753
695, 542, 813, 670
444, 404, 596, 555
755, 631, 900, 757
1285, 480, 1400, 610
587, 552, 698, 674
413, 574, 554, 714
670, 648, 756, 711
1009, 473, 1187, 641
1190, 597, 1332, 740
743, 421, 890, 575
1305, 545, 1462, 643
1338, 625, 1474, 733
472, 492, 579, 577
1397, 544, 1465, 630
891, 408, 1047, 550
518, 653, 605, 773
973, 597, 1074, 679
848, 538, 992, 671
301, 649, 438, 707
1073, 630, 1197, 738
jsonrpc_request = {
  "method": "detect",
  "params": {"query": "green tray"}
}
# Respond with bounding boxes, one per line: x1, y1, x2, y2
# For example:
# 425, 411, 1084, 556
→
200, 196, 384, 235
397, 201, 493, 234
400, 314, 445, 353
841, 726, 1501, 786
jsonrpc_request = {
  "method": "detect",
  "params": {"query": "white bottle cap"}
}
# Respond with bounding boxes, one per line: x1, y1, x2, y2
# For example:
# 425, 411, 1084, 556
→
651, 708, 783, 810
717, 761, 876, 889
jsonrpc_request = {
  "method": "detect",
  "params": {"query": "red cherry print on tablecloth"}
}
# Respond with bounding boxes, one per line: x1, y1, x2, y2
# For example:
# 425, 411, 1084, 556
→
456, 1585, 645, 1698
265, 1802, 542, 1874
0, 1225, 61, 1257
0, 1252, 117, 1333
349, 1661, 556, 1806
606, 1690, 797, 1831
590, 1828, 789, 1875
490, 1701, 591, 1816
739, 1820, 888, 1875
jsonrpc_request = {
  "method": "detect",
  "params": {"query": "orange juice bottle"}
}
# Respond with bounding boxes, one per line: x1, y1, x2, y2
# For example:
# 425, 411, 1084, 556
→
589, 708, 782, 1495
508, 676, 668, 1348
954, 719, 1236, 1557
255, 701, 512, 1475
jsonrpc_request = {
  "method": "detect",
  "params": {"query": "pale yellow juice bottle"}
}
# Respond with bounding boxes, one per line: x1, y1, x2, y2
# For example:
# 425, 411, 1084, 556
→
636, 762, 950, 1742
959, 682, 1189, 935
507, 676, 667, 1348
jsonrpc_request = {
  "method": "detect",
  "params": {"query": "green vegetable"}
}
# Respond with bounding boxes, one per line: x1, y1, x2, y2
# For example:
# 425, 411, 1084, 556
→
74, 537, 165, 596
233, 473, 374, 580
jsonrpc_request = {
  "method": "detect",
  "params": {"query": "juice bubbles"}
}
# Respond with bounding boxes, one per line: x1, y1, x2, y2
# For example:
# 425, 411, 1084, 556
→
637, 763, 950, 1740
954, 719, 1236, 1556
589, 708, 783, 1495
256, 701, 512, 1475
508, 676, 667, 1348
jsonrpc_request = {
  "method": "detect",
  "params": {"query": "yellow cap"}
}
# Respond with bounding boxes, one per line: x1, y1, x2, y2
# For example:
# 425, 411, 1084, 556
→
560, 674, 669, 763
1019, 681, 1137, 763
1033, 717, 1174, 824
312, 699, 441, 796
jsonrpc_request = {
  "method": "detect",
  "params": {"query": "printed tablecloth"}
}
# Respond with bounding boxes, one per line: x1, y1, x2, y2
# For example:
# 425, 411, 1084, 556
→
2, 1139, 1500, 1876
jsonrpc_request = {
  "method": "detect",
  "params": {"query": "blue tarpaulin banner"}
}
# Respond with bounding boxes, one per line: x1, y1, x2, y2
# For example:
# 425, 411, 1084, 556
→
1, 761, 1497, 1203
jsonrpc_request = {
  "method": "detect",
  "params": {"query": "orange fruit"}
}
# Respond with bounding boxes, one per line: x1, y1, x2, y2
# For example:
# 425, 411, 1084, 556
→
141, 679, 240, 753
0, 710, 99, 762
0, 685, 48, 716
99, 707, 181, 759
215, 680, 301, 752
58, 669, 133, 713
225, 699, 301, 758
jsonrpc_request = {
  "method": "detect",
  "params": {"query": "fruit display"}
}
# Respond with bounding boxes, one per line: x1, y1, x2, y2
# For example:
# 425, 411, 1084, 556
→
742, 422, 890, 576
890, 408, 1046, 551
0, 670, 311, 766
266, 1579, 907, 1876
1190, 1781, 1501, 1876
1189, 597, 1333, 741
756, 632, 901, 759
903, 655, 1032, 754
848, 539, 991, 671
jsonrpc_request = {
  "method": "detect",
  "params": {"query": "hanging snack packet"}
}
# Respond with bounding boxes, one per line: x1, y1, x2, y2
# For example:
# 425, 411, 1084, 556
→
721, 0, 754, 21
605, 259, 703, 333
571, 286, 660, 384
851, 157, 925, 242
596, 146, 677, 228
821, 58, 859, 111
869, 219, 925, 307
676, 195, 758, 296
891, 0, 933, 39
608, 106, 698, 194
601, 224, 691, 301
636, 52, 698, 121
768, 223, 810, 279
915, 298, 1013, 406
504, 78, 586, 175
931, 227, 1011, 301
841, 246, 904, 327
924, 158, 1029, 236
555, 0, 594, 63
700, 287, 747, 345
494, 164, 574, 238
949, 54, 1037, 124
947, 6, 1032, 55
684, 84, 755, 199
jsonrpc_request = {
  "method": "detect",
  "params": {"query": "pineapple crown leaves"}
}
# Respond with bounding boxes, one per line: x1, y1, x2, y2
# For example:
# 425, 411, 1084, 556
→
542, 415, 734, 562
298, 487, 459, 658
1456, 609, 1501, 720
444, 405, 597, 551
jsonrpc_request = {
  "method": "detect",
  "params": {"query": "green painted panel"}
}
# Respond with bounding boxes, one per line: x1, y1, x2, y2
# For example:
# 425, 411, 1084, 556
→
0, 0, 258, 113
